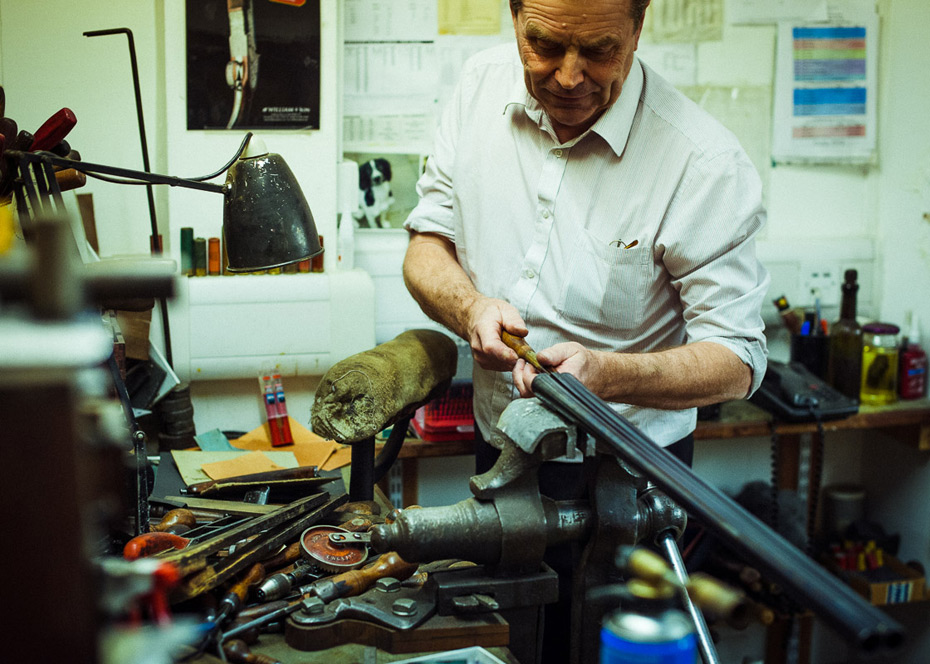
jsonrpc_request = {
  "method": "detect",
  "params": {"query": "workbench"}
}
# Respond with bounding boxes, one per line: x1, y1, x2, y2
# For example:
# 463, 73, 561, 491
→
386, 398, 930, 505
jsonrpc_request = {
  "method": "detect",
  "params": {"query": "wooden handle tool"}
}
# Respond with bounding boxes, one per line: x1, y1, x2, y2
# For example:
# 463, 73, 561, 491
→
308, 551, 417, 603
54, 168, 86, 192
501, 330, 551, 373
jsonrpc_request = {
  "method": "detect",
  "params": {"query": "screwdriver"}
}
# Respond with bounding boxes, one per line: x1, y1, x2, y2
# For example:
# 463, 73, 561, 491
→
501, 330, 552, 374
213, 563, 267, 629
30, 107, 77, 153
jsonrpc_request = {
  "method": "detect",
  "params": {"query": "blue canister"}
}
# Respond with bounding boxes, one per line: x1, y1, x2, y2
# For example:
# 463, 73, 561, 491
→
600, 607, 697, 664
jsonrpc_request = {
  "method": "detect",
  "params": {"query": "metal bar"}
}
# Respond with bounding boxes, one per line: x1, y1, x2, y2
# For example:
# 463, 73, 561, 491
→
349, 437, 375, 502
533, 373, 903, 653
85, 27, 170, 366
176, 492, 348, 601
40, 159, 67, 215
6, 151, 225, 193
29, 161, 52, 217
660, 533, 720, 664
106, 352, 149, 536
156, 492, 331, 576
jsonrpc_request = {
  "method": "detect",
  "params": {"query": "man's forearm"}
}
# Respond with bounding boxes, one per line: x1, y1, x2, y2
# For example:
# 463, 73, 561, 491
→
592, 341, 753, 409
402, 232, 480, 340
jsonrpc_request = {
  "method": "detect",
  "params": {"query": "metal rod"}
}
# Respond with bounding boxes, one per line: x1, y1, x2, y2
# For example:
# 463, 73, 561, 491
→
85, 28, 173, 367
6, 151, 225, 194
660, 533, 720, 664
349, 437, 376, 502
533, 372, 903, 653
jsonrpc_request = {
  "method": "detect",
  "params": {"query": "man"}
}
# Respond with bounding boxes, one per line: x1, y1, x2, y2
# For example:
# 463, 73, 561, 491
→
403, 0, 768, 658
404, 0, 768, 460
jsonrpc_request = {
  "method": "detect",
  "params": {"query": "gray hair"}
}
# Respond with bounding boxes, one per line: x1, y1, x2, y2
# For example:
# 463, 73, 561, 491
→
509, 0, 651, 30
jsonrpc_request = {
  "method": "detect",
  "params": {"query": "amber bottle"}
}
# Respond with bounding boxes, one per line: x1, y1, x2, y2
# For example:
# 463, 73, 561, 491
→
827, 269, 862, 399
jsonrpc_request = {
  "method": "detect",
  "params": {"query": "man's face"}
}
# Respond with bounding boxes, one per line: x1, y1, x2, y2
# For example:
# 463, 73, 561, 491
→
512, 0, 645, 142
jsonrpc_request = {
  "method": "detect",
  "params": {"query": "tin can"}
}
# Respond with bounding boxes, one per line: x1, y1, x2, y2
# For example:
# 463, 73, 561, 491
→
600, 608, 696, 664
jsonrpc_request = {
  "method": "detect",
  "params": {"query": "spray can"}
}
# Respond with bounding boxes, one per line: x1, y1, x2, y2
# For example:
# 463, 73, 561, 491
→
600, 580, 697, 664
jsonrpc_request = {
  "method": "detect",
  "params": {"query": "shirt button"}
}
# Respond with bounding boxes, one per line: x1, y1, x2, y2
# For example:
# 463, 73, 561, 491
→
554, 149, 563, 157
541, 209, 550, 219
523, 269, 536, 279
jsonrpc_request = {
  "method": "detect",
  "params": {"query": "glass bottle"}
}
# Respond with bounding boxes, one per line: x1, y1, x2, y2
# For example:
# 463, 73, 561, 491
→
899, 312, 928, 400
827, 269, 862, 399
860, 322, 900, 405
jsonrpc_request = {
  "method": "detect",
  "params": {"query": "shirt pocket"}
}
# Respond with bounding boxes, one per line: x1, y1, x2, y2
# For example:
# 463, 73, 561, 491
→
555, 229, 652, 332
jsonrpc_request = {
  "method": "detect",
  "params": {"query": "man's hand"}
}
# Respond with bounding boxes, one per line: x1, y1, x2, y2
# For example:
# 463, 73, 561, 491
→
403, 232, 528, 370
465, 299, 528, 371
512, 341, 600, 397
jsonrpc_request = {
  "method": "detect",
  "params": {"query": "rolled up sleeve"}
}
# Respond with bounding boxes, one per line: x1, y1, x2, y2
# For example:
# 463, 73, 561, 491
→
661, 148, 770, 396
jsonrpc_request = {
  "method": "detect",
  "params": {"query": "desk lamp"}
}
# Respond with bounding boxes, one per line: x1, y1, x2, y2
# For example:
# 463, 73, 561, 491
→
7, 132, 323, 272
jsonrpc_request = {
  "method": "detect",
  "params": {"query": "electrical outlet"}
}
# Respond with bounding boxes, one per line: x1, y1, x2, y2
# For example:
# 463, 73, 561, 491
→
800, 264, 841, 306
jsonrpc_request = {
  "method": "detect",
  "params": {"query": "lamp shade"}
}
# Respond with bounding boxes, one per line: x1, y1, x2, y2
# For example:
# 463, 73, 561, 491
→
222, 144, 323, 272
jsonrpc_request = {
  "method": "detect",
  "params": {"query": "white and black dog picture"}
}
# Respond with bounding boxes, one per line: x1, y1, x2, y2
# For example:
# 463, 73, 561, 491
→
354, 158, 395, 228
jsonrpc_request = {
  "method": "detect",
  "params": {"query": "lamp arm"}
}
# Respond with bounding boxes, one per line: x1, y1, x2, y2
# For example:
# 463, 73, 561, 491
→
6, 150, 226, 195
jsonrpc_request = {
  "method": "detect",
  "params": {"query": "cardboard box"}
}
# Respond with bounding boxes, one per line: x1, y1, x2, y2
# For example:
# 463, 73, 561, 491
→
844, 555, 926, 605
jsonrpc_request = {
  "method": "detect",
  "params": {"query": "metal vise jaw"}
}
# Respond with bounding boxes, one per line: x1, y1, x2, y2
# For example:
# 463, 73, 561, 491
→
372, 399, 591, 576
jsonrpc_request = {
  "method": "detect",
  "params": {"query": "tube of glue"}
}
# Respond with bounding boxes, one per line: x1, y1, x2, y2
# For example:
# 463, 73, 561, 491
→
272, 371, 295, 445
259, 371, 285, 447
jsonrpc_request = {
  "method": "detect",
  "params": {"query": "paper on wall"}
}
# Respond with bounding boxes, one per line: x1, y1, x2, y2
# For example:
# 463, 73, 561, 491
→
727, 0, 828, 25
771, 0, 878, 165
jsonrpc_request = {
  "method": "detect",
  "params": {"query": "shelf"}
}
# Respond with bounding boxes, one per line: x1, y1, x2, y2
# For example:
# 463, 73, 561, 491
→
697, 399, 930, 450
387, 399, 930, 459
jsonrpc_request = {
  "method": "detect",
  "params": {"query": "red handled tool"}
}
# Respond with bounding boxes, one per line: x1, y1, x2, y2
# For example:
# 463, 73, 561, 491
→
30, 107, 77, 153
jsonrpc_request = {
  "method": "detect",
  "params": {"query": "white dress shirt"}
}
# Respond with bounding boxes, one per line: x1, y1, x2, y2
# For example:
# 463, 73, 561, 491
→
405, 43, 769, 449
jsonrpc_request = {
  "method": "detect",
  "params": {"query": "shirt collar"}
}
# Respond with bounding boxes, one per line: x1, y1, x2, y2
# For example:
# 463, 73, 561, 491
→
505, 55, 644, 156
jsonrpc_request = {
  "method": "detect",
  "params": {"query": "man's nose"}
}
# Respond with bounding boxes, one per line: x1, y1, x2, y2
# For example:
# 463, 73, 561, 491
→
554, 51, 585, 89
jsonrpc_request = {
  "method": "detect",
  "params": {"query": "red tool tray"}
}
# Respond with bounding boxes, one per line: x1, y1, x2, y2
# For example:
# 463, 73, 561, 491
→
412, 383, 475, 442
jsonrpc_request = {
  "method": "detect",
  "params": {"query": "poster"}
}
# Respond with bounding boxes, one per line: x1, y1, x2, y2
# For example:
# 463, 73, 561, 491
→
186, 0, 321, 130
771, 3, 878, 164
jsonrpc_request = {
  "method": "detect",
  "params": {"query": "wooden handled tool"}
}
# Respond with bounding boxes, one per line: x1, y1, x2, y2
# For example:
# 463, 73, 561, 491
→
308, 551, 418, 603
501, 330, 551, 373
123, 532, 191, 560
185, 465, 328, 496
151, 508, 197, 534
54, 168, 86, 192
214, 563, 267, 628
226, 563, 266, 607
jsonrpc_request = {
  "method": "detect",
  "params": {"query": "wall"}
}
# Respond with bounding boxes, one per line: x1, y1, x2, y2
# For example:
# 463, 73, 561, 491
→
0, 1, 167, 256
